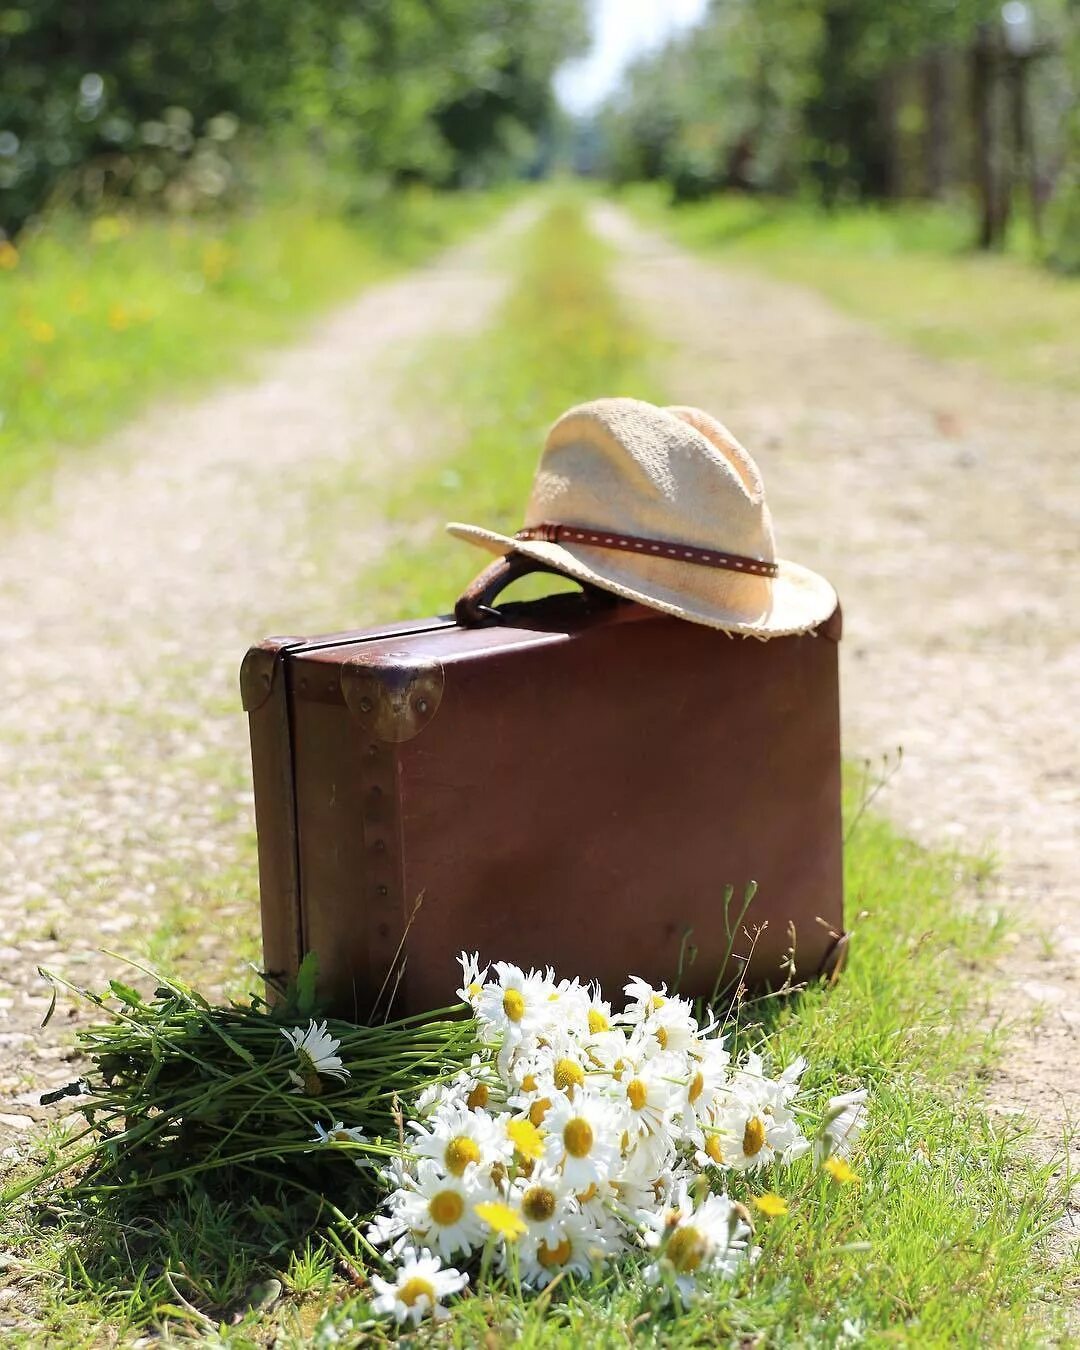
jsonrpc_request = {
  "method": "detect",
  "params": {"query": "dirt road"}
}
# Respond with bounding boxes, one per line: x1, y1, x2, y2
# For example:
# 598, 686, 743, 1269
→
592, 203, 1078, 1246
0, 206, 532, 1130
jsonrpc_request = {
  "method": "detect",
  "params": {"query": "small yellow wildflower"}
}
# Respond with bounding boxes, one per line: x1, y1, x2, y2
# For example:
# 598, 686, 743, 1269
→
506, 1117, 545, 1162
474, 1200, 526, 1241
201, 239, 231, 282
29, 319, 55, 343
823, 1155, 859, 1185
108, 304, 130, 332
0, 241, 18, 270
90, 215, 130, 245
753, 1192, 789, 1217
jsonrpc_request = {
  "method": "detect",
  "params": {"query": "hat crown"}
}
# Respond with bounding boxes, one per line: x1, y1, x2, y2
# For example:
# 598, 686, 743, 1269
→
523, 398, 776, 563
445, 396, 837, 636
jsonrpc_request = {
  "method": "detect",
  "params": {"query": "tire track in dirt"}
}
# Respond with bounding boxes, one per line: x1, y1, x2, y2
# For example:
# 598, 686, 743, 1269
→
0, 203, 534, 1138
592, 202, 1078, 1260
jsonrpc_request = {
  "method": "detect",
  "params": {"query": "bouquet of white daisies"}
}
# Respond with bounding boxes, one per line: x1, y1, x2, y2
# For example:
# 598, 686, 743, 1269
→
349, 954, 868, 1327
18, 953, 867, 1332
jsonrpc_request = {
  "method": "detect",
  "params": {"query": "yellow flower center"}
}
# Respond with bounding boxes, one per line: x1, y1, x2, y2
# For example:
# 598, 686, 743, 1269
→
503, 988, 525, 1023
467, 981, 482, 997
521, 1073, 538, 1093
743, 1116, 767, 1158
538, 1238, 572, 1269
688, 1071, 704, 1105
588, 1009, 609, 1034
612, 1058, 626, 1081
429, 1190, 464, 1226
704, 1135, 724, 1165
529, 1097, 552, 1127
667, 1225, 706, 1274
563, 1117, 594, 1158
398, 1276, 436, 1308
626, 1078, 648, 1112
522, 1185, 557, 1223
444, 1136, 481, 1175
466, 1082, 489, 1110
554, 1057, 585, 1093
650, 994, 667, 1011
655, 1026, 668, 1050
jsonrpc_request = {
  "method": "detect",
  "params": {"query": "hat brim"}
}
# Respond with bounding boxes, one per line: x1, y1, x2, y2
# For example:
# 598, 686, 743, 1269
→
446, 523, 838, 638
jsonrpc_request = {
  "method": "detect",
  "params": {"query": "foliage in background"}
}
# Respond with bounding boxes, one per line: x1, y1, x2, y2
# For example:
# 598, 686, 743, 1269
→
596, 0, 1078, 264
0, 0, 586, 234
1045, 0, 1080, 271
624, 185, 1080, 393
0, 184, 504, 505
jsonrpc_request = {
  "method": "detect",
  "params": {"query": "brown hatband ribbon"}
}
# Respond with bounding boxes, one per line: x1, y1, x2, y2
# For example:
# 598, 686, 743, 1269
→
515, 523, 779, 579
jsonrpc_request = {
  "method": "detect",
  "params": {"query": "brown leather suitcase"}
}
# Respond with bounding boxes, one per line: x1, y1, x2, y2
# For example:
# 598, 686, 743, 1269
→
240, 557, 845, 1020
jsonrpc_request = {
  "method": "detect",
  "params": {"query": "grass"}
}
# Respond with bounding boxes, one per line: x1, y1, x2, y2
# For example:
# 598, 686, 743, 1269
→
0, 185, 504, 506
1, 197, 1071, 1345
622, 184, 1080, 394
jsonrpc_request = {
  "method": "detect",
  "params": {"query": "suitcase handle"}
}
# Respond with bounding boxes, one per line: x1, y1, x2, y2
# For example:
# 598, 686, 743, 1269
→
455, 553, 617, 627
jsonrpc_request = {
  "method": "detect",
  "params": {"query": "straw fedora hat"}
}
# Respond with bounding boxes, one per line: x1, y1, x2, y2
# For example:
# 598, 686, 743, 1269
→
447, 398, 836, 637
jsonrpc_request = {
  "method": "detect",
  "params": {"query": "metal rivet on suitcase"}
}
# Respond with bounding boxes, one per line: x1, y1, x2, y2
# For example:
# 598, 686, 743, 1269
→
376, 885, 388, 897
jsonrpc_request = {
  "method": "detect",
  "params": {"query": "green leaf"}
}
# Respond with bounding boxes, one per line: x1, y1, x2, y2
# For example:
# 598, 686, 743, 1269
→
295, 952, 320, 1017
108, 980, 143, 1007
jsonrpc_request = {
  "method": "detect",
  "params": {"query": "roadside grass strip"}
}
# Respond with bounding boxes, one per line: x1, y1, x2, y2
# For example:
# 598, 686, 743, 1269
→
621, 184, 1080, 395
0, 199, 1070, 1346
0, 185, 503, 506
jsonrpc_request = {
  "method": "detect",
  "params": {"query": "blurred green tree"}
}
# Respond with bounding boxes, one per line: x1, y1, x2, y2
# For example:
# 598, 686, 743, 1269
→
599, 0, 1078, 260
0, 0, 586, 234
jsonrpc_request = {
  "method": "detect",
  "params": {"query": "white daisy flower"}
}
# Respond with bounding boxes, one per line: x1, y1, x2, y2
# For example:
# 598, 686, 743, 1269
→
513, 1206, 613, 1289
620, 976, 672, 1025
640, 1183, 751, 1302
476, 962, 553, 1047
413, 1055, 500, 1117
583, 985, 615, 1039
370, 1249, 468, 1326
376, 1160, 489, 1262
281, 1020, 349, 1094
619, 1126, 680, 1193
310, 1121, 371, 1165
679, 1037, 732, 1132
707, 1084, 806, 1170
815, 1088, 869, 1162
543, 1090, 622, 1189
410, 1103, 507, 1177
645, 998, 700, 1057
613, 1053, 680, 1141
508, 1165, 579, 1252
456, 951, 489, 1009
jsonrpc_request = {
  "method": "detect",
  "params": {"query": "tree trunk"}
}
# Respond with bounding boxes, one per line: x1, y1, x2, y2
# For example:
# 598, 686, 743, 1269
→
922, 50, 949, 199
971, 25, 1002, 249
